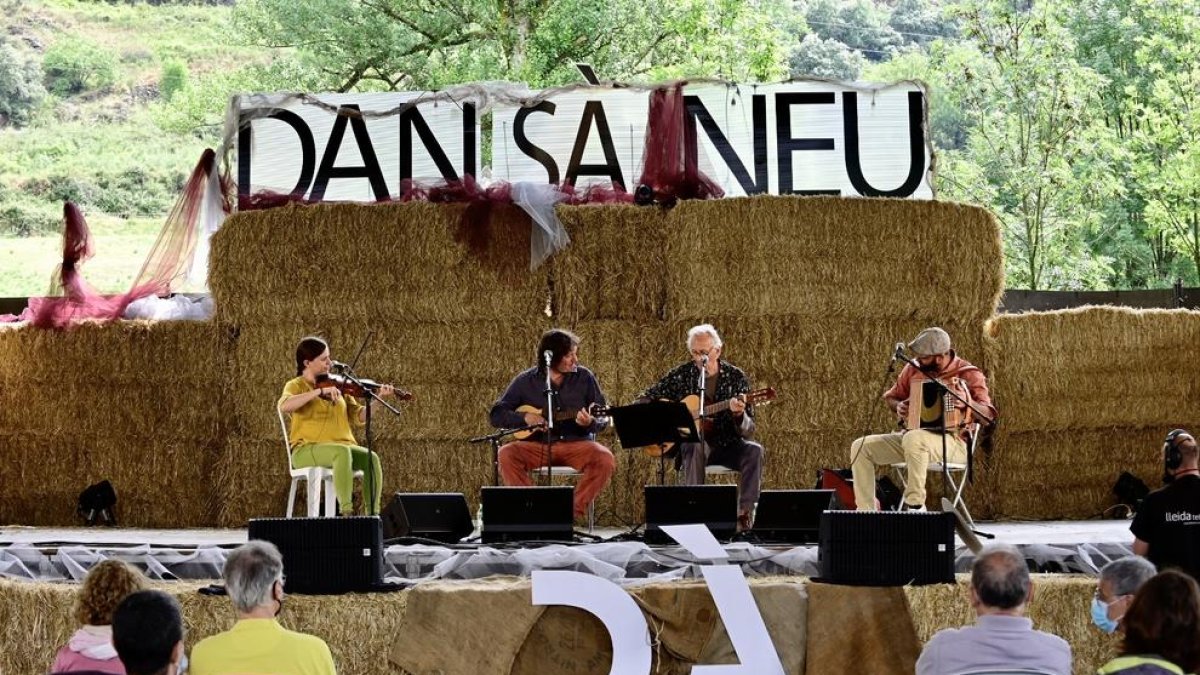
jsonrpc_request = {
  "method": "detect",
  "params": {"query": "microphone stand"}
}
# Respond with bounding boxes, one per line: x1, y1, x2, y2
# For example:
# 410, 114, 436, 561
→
470, 424, 545, 487
542, 357, 555, 485
337, 366, 401, 516
896, 353, 995, 539
695, 356, 708, 485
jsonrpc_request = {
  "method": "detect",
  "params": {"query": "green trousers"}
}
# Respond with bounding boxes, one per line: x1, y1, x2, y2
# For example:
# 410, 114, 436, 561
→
291, 442, 383, 515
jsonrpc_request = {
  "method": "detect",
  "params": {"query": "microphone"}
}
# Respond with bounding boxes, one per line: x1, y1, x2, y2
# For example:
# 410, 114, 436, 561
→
892, 342, 907, 362
331, 360, 350, 373
700, 354, 709, 365
543, 350, 553, 367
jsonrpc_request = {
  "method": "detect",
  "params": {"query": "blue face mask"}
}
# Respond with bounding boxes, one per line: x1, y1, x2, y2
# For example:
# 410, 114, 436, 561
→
1091, 596, 1119, 634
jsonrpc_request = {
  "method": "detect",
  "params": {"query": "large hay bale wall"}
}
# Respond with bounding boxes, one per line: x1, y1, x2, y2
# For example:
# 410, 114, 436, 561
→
981, 307, 1200, 519
3, 196, 1194, 526
0, 322, 231, 527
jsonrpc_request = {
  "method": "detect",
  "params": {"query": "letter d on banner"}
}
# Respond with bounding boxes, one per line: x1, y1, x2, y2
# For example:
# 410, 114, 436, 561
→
531, 570, 652, 674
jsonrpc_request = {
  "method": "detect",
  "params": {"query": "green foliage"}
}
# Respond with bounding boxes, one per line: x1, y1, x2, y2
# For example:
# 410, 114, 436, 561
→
160, 59, 187, 101
0, 39, 46, 127
789, 34, 865, 80
42, 37, 119, 96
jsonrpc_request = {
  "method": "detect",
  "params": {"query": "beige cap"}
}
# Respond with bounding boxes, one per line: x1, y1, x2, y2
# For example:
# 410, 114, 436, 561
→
908, 327, 951, 357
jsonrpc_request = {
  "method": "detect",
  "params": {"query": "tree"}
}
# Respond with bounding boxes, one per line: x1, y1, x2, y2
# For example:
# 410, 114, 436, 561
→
938, 0, 1119, 290
789, 34, 865, 80
233, 0, 791, 91
803, 0, 902, 61
0, 38, 44, 127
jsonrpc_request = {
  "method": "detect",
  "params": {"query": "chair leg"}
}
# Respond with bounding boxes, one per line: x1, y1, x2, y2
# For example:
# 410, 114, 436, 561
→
306, 470, 322, 518
587, 500, 595, 533
287, 478, 299, 518
950, 472, 975, 527
324, 475, 336, 517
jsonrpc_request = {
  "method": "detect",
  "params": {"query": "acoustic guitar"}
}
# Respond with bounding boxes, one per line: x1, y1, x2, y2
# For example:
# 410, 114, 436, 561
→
644, 387, 777, 457
509, 403, 609, 440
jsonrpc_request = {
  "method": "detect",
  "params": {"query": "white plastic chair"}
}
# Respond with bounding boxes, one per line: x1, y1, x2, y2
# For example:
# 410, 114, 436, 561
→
278, 409, 363, 518
890, 424, 980, 525
529, 466, 595, 532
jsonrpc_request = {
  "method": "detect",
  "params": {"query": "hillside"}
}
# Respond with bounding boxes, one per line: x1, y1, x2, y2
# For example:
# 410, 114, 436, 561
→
0, 0, 270, 296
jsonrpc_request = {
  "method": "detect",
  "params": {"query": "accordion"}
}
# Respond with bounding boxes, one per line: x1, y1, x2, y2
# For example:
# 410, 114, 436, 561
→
905, 377, 970, 432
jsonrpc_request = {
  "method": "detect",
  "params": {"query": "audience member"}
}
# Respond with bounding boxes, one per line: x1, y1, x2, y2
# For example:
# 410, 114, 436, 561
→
1093, 556, 1157, 634
51, 559, 147, 674
1097, 570, 1200, 674
916, 544, 1072, 675
190, 541, 336, 675
111, 590, 186, 675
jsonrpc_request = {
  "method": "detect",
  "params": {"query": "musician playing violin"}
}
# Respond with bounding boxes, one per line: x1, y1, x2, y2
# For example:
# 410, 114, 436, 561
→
489, 329, 615, 521
277, 336, 397, 516
640, 324, 763, 532
849, 327, 997, 512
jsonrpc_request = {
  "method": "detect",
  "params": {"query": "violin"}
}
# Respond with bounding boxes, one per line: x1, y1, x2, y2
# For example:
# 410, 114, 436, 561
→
315, 373, 414, 401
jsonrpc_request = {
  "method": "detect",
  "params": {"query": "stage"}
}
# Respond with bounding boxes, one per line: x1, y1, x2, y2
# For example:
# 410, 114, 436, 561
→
0, 517, 1135, 583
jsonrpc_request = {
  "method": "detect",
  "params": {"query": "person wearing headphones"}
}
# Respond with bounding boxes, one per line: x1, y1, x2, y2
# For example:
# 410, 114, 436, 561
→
1130, 429, 1200, 579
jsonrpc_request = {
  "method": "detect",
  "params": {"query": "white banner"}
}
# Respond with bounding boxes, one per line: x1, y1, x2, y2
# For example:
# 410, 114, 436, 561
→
230, 80, 931, 203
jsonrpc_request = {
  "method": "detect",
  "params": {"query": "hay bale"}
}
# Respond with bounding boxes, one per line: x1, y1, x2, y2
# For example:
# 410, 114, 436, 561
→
985, 307, 1200, 432
985, 426, 1164, 520
550, 205, 671, 322
662, 197, 1003, 322
210, 202, 549, 325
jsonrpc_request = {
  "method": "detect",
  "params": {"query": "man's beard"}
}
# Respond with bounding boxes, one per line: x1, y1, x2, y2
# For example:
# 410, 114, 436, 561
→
919, 362, 940, 375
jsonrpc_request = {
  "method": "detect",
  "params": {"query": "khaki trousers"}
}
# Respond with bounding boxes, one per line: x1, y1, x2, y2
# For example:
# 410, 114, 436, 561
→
849, 430, 967, 510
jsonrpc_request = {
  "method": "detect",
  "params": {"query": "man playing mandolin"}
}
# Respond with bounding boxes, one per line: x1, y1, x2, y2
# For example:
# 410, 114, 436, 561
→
489, 329, 615, 521
849, 327, 996, 512
641, 324, 764, 531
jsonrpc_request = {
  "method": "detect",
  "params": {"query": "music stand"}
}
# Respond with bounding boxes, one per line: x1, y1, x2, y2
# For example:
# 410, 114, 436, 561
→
607, 401, 699, 485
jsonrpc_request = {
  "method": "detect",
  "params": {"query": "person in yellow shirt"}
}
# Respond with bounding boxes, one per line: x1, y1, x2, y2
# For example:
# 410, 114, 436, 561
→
278, 336, 395, 515
190, 541, 337, 675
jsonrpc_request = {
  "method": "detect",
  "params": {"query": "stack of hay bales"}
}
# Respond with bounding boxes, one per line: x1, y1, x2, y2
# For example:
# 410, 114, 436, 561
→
0, 321, 230, 527
209, 202, 549, 525
552, 197, 1004, 520
981, 307, 1200, 519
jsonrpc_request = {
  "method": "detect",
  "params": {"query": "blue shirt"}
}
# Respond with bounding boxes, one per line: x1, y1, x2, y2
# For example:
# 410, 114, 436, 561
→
489, 366, 608, 442
916, 614, 1072, 675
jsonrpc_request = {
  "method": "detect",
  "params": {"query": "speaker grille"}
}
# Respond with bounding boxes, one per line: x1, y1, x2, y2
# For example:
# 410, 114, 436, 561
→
248, 516, 383, 594
818, 511, 954, 586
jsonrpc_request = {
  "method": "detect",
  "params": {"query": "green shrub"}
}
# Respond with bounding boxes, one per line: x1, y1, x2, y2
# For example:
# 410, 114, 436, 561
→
0, 40, 46, 127
160, 58, 187, 101
42, 38, 118, 96
0, 202, 61, 236
25, 174, 99, 206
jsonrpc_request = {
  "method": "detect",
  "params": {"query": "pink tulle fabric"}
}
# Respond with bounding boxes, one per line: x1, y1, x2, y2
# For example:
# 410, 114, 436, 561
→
2, 149, 227, 329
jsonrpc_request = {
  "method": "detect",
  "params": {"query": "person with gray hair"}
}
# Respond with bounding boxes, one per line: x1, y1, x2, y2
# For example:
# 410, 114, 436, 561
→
189, 541, 336, 674
639, 323, 766, 530
1093, 555, 1157, 634
916, 544, 1072, 675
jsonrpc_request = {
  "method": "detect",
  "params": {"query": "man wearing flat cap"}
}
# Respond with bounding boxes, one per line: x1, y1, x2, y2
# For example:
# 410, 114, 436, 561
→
849, 327, 997, 511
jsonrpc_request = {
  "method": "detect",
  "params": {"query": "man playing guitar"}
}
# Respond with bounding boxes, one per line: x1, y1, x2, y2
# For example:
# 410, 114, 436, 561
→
488, 329, 615, 521
640, 324, 764, 531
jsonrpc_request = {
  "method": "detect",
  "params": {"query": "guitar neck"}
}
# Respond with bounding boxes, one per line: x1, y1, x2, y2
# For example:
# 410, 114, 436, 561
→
702, 399, 734, 416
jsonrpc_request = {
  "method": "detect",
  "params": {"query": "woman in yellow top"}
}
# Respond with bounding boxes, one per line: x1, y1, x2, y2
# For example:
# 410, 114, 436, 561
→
278, 336, 395, 515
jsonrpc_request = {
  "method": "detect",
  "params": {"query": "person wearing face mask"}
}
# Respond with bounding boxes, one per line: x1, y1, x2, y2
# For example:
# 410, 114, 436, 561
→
850, 327, 997, 511
1131, 430, 1200, 579
1097, 570, 1200, 675
1093, 556, 1157, 636
190, 541, 336, 675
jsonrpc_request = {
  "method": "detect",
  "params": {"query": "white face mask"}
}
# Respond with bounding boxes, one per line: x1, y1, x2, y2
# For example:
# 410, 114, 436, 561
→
176, 652, 189, 674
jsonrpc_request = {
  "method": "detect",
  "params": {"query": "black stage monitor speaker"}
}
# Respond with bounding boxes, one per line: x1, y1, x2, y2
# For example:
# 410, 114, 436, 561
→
751, 489, 835, 544
248, 516, 383, 594
481, 486, 574, 544
818, 510, 954, 586
382, 492, 473, 544
644, 485, 739, 545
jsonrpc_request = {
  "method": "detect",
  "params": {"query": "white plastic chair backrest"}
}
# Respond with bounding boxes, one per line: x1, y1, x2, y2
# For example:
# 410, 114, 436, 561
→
277, 408, 297, 471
